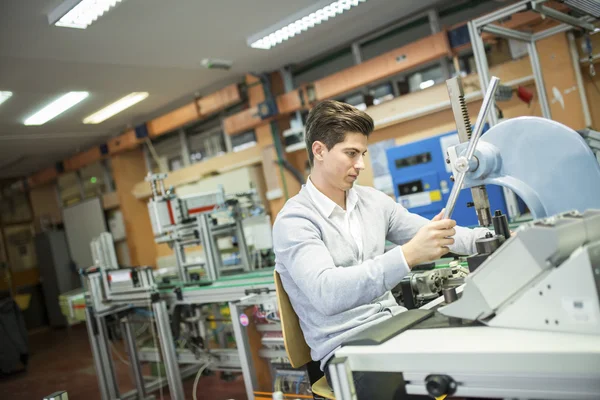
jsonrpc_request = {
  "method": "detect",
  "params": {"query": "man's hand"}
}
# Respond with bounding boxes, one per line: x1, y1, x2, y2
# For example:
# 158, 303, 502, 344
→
402, 209, 457, 269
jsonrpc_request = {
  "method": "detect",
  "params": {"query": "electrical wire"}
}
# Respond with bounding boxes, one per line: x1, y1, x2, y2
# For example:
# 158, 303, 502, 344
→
192, 362, 213, 400
110, 341, 130, 366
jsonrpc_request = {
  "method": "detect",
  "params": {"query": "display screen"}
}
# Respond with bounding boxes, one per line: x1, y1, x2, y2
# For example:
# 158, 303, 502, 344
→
395, 152, 432, 169
398, 180, 424, 196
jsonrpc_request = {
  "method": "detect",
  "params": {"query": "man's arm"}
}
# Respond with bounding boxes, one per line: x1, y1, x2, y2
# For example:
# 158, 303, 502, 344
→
273, 211, 410, 317
381, 190, 490, 255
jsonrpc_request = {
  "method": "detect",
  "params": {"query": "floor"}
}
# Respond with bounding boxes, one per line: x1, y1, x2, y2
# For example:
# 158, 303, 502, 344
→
0, 324, 248, 400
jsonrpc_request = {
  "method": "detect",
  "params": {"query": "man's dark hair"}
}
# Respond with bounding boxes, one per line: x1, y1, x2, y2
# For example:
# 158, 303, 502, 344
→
304, 100, 374, 167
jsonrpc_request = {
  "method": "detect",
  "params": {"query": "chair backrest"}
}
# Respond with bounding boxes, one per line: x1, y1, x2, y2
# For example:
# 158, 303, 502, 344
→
274, 270, 312, 368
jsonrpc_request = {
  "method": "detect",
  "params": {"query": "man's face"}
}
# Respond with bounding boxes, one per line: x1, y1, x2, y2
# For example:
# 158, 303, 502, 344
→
314, 131, 368, 191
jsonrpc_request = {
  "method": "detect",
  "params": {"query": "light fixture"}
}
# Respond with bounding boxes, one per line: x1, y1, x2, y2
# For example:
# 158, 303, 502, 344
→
83, 92, 149, 124
419, 80, 435, 90
24, 92, 89, 126
247, 0, 368, 50
48, 0, 126, 29
0, 91, 13, 107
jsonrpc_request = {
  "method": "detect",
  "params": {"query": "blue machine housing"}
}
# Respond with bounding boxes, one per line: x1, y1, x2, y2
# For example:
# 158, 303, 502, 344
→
386, 127, 508, 227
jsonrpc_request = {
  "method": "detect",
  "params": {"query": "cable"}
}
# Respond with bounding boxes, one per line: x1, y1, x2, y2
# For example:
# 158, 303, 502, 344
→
110, 341, 130, 366
192, 362, 213, 400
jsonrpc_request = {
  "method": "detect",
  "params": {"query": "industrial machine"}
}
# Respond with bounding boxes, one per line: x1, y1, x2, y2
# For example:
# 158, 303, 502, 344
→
385, 127, 510, 227
146, 172, 254, 283
81, 178, 284, 400
327, 58, 600, 399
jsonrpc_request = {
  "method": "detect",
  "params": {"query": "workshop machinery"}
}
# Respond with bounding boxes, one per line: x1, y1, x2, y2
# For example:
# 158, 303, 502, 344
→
328, 23, 600, 396
385, 128, 510, 227
146, 172, 255, 283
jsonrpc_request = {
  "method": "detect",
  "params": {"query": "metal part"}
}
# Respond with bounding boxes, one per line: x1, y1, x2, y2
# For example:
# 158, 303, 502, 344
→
446, 76, 493, 226
121, 317, 150, 399
97, 314, 120, 399
446, 116, 600, 219
482, 24, 533, 42
531, 2, 599, 32
527, 41, 552, 119
475, 233, 504, 254
84, 307, 111, 400
229, 300, 259, 400
152, 300, 185, 400
442, 287, 458, 304
443, 76, 500, 220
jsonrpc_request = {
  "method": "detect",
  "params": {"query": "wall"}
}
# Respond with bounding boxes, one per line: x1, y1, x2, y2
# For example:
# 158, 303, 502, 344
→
111, 149, 157, 267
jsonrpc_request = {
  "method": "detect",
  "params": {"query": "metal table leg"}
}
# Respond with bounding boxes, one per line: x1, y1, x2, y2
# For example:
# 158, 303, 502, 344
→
152, 299, 185, 400
228, 301, 257, 400
97, 314, 120, 399
85, 307, 111, 400
121, 316, 152, 399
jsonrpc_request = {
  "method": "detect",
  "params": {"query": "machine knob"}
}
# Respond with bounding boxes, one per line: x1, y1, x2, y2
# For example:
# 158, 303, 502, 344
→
425, 374, 457, 397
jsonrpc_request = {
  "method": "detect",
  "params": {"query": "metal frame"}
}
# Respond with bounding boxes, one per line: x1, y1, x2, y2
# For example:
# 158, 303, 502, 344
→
469, 0, 598, 125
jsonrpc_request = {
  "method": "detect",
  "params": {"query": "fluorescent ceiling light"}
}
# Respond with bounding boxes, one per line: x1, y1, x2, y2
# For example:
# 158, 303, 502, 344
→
419, 80, 435, 90
0, 91, 13, 106
247, 0, 368, 50
24, 92, 89, 126
48, 0, 126, 29
83, 92, 149, 124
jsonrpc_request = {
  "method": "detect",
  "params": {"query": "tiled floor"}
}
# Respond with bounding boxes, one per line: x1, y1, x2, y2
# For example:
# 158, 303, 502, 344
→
0, 324, 247, 400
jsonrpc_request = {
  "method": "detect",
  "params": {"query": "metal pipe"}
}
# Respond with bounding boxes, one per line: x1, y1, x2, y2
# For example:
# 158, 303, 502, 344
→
121, 317, 149, 399
568, 32, 593, 127
152, 300, 185, 400
481, 24, 533, 42
198, 214, 218, 281
97, 315, 120, 399
527, 41, 552, 119
468, 21, 498, 126
471, 0, 530, 28
85, 307, 111, 400
465, 77, 500, 162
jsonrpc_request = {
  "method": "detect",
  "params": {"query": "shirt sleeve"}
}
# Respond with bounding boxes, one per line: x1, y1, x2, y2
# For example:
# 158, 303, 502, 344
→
273, 209, 410, 317
380, 188, 490, 255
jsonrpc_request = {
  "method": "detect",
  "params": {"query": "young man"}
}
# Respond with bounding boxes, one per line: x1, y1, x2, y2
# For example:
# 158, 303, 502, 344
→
272, 100, 489, 398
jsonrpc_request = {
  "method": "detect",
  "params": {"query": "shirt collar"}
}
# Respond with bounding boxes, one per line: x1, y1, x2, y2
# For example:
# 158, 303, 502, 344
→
305, 176, 358, 218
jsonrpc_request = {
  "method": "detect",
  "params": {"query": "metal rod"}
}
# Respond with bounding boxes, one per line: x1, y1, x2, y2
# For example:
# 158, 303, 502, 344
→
568, 32, 592, 127
481, 24, 533, 42
97, 315, 120, 399
198, 214, 218, 281
174, 242, 189, 283
152, 300, 185, 400
85, 308, 111, 400
466, 77, 500, 162
527, 41, 552, 119
121, 317, 149, 399
468, 21, 498, 126
235, 213, 252, 272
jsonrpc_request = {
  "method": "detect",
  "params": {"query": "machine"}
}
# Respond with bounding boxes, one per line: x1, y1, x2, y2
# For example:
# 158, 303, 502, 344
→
385, 127, 510, 227
146, 172, 255, 283
81, 178, 284, 400
327, 64, 600, 398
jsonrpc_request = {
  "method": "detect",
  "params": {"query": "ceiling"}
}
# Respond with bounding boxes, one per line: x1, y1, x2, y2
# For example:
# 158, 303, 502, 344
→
0, 0, 451, 179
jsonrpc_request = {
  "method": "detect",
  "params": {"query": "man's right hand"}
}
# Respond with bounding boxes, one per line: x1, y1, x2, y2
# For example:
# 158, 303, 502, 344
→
402, 209, 456, 269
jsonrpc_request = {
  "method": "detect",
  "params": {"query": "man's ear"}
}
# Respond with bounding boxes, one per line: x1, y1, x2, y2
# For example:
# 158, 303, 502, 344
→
312, 141, 327, 162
